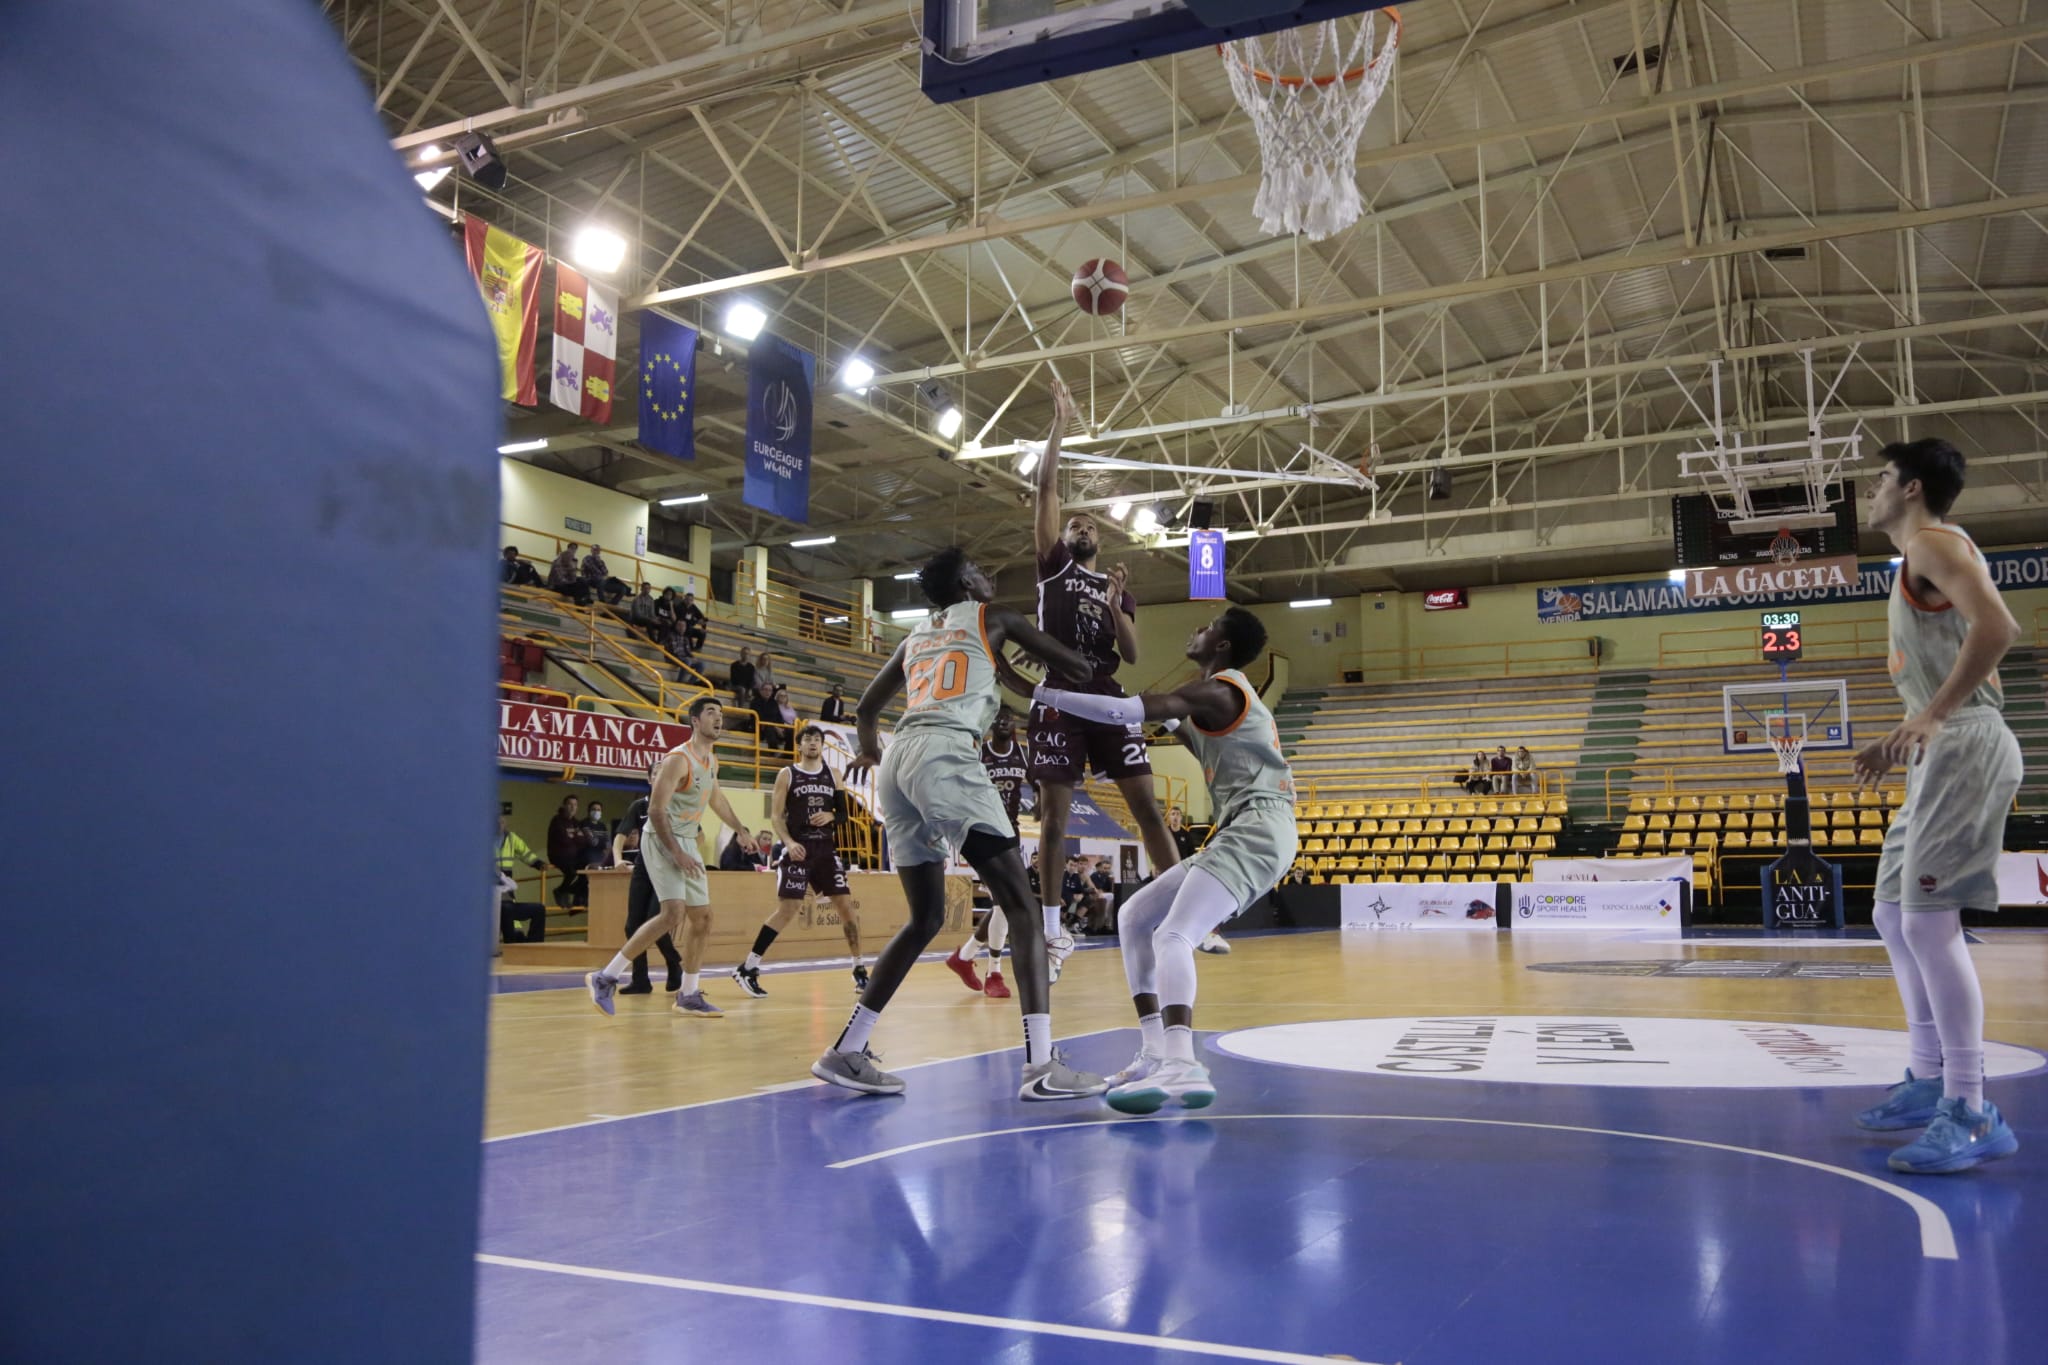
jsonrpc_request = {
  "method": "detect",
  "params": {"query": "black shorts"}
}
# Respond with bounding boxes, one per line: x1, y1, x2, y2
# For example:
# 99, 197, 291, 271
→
776, 839, 850, 899
1028, 699, 1152, 784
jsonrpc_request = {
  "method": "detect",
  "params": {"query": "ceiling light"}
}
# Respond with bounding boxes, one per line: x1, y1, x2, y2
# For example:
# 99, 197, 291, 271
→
413, 166, 451, 192
892, 572, 920, 580
571, 224, 627, 275
1131, 506, 1159, 535
1107, 499, 1131, 522
724, 301, 768, 341
790, 535, 836, 548
416, 144, 447, 165
840, 356, 876, 390
1014, 448, 1039, 476
497, 438, 548, 454
936, 406, 963, 439
890, 607, 930, 620
1290, 597, 1333, 609
658, 493, 708, 506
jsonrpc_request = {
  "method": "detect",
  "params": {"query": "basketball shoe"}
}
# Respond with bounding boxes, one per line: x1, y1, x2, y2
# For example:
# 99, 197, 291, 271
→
1019, 1051, 1108, 1101
1888, 1097, 2019, 1174
1855, 1069, 1943, 1131
942, 945, 984, 992
1106, 1058, 1216, 1115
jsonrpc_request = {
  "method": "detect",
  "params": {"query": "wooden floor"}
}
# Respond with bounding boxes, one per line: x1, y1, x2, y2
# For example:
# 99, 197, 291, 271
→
484, 927, 2048, 1140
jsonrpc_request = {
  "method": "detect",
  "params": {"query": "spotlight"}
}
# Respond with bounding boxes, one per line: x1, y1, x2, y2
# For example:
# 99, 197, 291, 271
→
724, 301, 768, 341
571, 225, 627, 275
1107, 500, 1131, 522
936, 407, 963, 439
1015, 444, 1041, 476
454, 131, 508, 190
840, 356, 876, 390
1131, 506, 1159, 535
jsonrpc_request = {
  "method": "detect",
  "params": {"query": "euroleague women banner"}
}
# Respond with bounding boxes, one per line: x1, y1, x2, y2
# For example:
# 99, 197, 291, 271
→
744, 335, 814, 523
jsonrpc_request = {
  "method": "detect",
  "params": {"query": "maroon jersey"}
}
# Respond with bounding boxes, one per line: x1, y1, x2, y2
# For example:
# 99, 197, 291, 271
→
1036, 541, 1136, 695
980, 740, 1028, 828
783, 760, 839, 845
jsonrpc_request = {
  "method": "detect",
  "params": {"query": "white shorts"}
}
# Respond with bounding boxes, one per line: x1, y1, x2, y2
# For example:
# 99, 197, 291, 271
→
642, 823, 710, 905
877, 728, 1015, 866
1875, 710, 2023, 912
1186, 798, 1299, 914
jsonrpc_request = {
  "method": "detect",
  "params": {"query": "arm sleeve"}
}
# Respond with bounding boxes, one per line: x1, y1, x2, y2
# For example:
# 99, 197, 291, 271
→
1033, 684, 1142, 727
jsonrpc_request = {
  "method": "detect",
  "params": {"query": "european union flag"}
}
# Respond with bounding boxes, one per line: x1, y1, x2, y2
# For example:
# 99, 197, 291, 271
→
637, 313, 697, 460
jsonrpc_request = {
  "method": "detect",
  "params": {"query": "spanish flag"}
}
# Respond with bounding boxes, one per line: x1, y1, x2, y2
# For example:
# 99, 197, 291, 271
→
462, 216, 544, 405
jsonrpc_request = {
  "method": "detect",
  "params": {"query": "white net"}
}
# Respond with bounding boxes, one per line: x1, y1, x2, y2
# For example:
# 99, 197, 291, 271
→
1220, 12, 1400, 241
1766, 713, 1807, 775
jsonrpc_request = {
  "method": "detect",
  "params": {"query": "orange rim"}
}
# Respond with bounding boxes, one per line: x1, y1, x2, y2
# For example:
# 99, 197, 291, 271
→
1217, 5, 1400, 89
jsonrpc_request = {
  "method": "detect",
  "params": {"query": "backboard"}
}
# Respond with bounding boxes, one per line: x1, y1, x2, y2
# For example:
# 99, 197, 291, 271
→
1722, 680, 1852, 757
921, 0, 1399, 102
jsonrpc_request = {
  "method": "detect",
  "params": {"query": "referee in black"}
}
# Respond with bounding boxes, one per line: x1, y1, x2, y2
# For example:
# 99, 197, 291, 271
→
616, 761, 684, 994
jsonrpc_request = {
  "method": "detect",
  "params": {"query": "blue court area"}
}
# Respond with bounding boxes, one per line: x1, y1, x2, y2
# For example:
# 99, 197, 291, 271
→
476, 1014, 2046, 1364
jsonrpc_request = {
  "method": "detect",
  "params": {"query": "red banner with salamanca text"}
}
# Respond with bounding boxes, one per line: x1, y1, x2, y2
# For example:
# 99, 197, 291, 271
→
499, 700, 691, 777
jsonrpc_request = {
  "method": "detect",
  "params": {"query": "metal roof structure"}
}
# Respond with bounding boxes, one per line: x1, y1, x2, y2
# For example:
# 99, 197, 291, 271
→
338, 0, 2048, 601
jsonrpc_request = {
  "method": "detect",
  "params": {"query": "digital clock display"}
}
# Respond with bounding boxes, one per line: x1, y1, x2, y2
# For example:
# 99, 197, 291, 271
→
1761, 610, 1803, 661
1761, 610, 1801, 629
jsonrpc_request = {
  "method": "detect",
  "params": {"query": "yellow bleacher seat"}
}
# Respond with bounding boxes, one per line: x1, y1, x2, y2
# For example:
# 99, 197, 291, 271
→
1725, 813, 1748, 829
1728, 793, 1753, 810
1695, 830, 1719, 848
1478, 854, 1503, 871
1679, 795, 1702, 811
1337, 856, 1362, 872
1544, 798, 1567, 815
1653, 795, 1679, 812
1343, 837, 1367, 853
1628, 795, 1654, 814
1486, 835, 1508, 851
1415, 837, 1438, 852
1334, 821, 1356, 836
1810, 790, 1834, 808
1304, 838, 1326, 853
1702, 794, 1727, 811
1514, 817, 1538, 833
1672, 814, 1696, 831
1751, 812, 1777, 830
1533, 834, 1557, 851
1405, 855, 1428, 871
1446, 874, 1468, 884
1357, 819, 1379, 835
1511, 834, 1535, 851
1643, 832, 1666, 850
1859, 828, 1884, 847
1446, 818, 1468, 834
1883, 789, 1904, 808
1390, 802, 1413, 817
1855, 790, 1881, 808
1723, 831, 1748, 848
1669, 832, 1692, 849
1623, 814, 1647, 831
1502, 800, 1526, 816
1429, 855, 1452, 871
1344, 803, 1370, 818
1754, 794, 1779, 811
1400, 875, 1420, 884
1460, 836, 1483, 852
1398, 819, 1421, 835
1540, 817, 1563, 833
1453, 855, 1477, 871
1313, 821, 1335, 836
1648, 814, 1671, 830
1456, 800, 1482, 816
1300, 803, 1324, 821
1369, 802, 1392, 818
1617, 833, 1642, 850
1369, 837, 1393, 853
1858, 810, 1882, 829
1425, 819, 1447, 834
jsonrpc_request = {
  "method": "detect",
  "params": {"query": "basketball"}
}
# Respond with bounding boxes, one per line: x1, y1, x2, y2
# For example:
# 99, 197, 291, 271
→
1071, 258, 1128, 315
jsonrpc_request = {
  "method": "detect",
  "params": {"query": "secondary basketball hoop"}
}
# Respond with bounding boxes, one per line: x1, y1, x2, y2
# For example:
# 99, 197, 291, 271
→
1767, 528, 1802, 566
1219, 7, 1399, 240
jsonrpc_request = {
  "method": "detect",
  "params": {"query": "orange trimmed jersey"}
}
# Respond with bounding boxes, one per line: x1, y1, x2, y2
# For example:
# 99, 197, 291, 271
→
653, 743, 717, 842
897, 601, 1000, 738
1887, 523, 2004, 716
1180, 668, 1295, 823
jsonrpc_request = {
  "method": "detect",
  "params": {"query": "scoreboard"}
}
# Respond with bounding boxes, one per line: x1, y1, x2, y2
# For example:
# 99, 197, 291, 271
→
1760, 609, 1802, 662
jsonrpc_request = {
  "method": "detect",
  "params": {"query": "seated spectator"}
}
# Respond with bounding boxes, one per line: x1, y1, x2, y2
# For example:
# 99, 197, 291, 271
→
581, 544, 628, 605
760, 683, 797, 757
1086, 857, 1117, 934
753, 650, 777, 696
496, 808, 549, 945
1489, 745, 1513, 794
548, 542, 592, 605
727, 648, 757, 723
546, 795, 586, 908
1166, 806, 1201, 860
500, 545, 541, 587
1514, 745, 1536, 794
819, 682, 849, 723
677, 592, 708, 655
629, 584, 660, 641
718, 829, 769, 871
758, 828, 782, 867
580, 802, 614, 871
1464, 750, 1493, 795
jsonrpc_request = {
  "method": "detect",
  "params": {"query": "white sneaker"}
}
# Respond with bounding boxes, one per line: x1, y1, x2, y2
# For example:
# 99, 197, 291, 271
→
1046, 932, 1076, 984
1106, 1058, 1216, 1115
1109, 1048, 1164, 1087
1019, 1050, 1109, 1101
1198, 932, 1231, 955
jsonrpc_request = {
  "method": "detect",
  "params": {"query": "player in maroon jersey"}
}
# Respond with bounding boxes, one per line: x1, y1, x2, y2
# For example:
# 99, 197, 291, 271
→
1028, 379, 1179, 982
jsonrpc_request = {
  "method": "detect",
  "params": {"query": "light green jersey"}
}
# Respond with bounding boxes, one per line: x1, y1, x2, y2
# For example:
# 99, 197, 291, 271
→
896, 600, 999, 738
1181, 668, 1296, 822
1887, 523, 2004, 716
656, 743, 716, 839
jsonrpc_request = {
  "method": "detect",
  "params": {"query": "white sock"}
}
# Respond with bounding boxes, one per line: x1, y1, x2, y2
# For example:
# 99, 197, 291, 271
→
837, 1004, 880, 1054
1023, 1012, 1052, 1066
1163, 1024, 1195, 1062
1872, 900, 1942, 1078
1900, 909, 1985, 1109
1043, 904, 1062, 939
681, 971, 700, 995
743, 952, 762, 970
602, 953, 629, 980
986, 909, 1008, 959
1138, 1012, 1165, 1054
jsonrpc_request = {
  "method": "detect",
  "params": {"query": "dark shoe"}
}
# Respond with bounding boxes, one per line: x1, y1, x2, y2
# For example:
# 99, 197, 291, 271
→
664, 977, 683, 993
619, 982, 654, 996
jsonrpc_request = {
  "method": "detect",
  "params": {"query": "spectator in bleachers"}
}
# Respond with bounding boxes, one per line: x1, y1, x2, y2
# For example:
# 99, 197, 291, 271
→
676, 592, 708, 656
581, 545, 628, 605
501, 545, 541, 587
580, 802, 614, 871
1087, 857, 1117, 934
654, 587, 681, 648
629, 584, 660, 640
1166, 806, 1201, 860
496, 808, 548, 945
1514, 745, 1536, 794
728, 647, 757, 715
1490, 746, 1514, 794
549, 543, 592, 605
761, 683, 797, 757
718, 828, 768, 871
753, 650, 777, 695
547, 795, 587, 908
1462, 751, 1493, 795
819, 682, 849, 723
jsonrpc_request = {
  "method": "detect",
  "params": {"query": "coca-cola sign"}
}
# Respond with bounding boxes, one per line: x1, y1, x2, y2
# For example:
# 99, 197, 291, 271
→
1423, 588, 1468, 611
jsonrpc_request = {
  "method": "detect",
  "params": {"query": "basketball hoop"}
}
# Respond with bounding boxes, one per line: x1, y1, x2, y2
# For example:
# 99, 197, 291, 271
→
1766, 713, 1807, 776
1219, 8, 1400, 241
1767, 527, 1802, 566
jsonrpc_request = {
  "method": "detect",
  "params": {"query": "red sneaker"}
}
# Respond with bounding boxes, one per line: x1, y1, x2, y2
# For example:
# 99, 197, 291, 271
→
983, 969, 1011, 1000
943, 947, 984, 993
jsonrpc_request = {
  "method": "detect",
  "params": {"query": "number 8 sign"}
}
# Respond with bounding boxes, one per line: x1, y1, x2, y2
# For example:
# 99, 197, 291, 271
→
1189, 529, 1226, 601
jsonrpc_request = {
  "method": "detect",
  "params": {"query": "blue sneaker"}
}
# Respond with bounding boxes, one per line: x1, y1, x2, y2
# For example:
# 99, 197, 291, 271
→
1856, 1069, 1943, 1131
585, 971, 617, 1017
672, 991, 724, 1019
1887, 1097, 2019, 1174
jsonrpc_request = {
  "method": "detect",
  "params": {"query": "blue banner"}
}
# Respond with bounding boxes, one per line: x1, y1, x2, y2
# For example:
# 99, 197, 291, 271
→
636, 313, 697, 460
1189, 529, 1226, 600
1535, 547, 2048, 623
743, 335, 814, 523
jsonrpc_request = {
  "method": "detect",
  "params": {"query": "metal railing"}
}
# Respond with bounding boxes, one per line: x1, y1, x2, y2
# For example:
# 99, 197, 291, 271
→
1340, 637, 1601, 685
501, 520, 708, 599
1294, 764, 1556, 803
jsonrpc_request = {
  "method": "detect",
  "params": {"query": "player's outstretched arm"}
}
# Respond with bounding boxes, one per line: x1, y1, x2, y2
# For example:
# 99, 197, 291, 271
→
850, 642, 909, 776
987, 603, 1093, 685
1032, 676, 1243, 732
1033, 379, 1075, 560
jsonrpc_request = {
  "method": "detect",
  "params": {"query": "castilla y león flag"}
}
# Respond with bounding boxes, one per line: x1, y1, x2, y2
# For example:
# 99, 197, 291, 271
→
549, 264, 617, 423
461, 216, 543, 405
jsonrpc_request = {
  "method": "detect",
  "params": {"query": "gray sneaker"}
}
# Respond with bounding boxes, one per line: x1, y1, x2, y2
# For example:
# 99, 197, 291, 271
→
812, 1048, 905, 1096
1019, 1050, 1109, 1101
1046, 932, 1076, 985
585, 971, 617, 1016
671, 991, 724, 1019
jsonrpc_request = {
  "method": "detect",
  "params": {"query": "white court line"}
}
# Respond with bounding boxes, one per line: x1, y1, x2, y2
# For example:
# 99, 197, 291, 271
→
476, 1253, 1381, 1364
484, 1028, 1119, 1143
829, 1113, 1957, 1261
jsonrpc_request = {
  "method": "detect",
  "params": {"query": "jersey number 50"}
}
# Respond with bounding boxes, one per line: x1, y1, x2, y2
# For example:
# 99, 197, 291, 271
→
907, 650, 970, 707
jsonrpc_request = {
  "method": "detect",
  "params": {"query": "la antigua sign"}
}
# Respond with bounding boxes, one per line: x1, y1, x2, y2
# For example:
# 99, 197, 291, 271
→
498, 700, 691, 776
